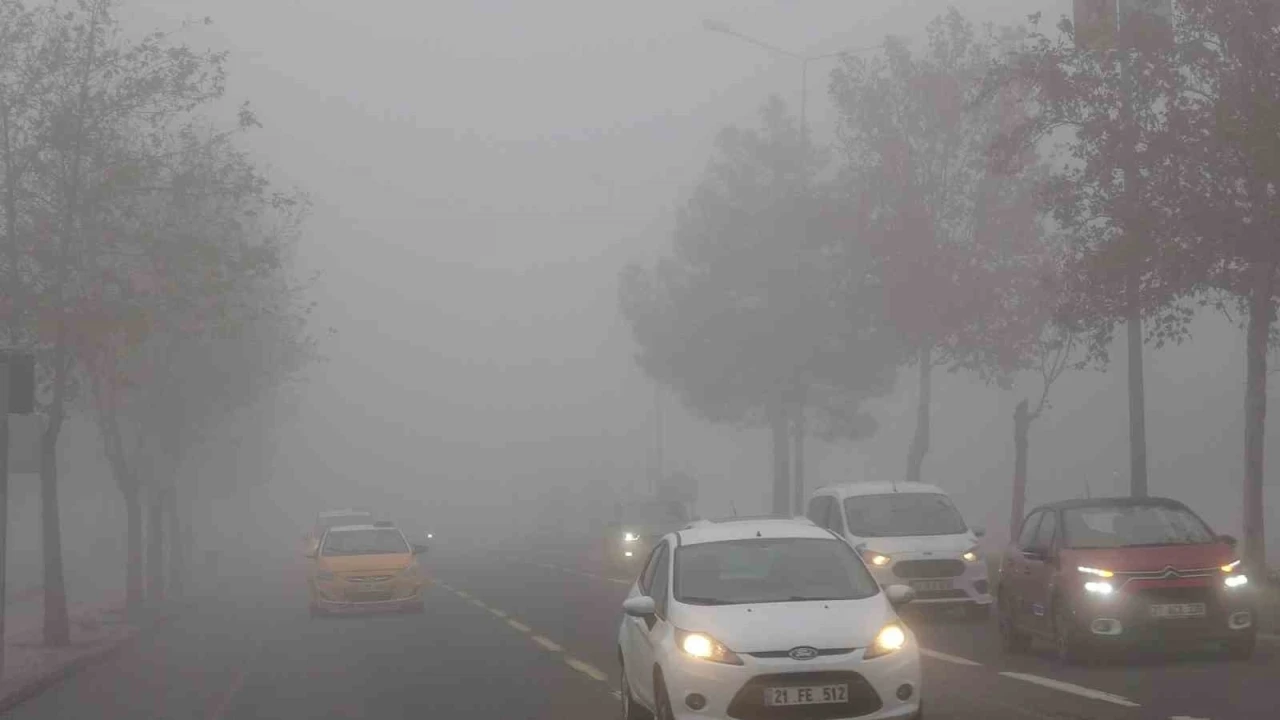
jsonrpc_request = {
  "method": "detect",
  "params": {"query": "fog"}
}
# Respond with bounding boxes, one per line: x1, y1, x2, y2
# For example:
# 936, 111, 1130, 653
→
18, 0, 1273, 603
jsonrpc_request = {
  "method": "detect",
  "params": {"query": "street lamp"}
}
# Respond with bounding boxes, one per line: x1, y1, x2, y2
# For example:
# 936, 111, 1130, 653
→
702, 19, 882, 143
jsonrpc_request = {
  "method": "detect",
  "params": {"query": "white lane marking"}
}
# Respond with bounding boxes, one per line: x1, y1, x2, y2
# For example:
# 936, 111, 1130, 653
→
999, 672, 1140, 708
920, 648, 982, 666
507, 618, 532, 633
1170, 716, 1211, 719
489, 608, 508, 619
565, 656, 610, 682
532, 635, 564, 652
1259, 633, 1280, 643
455, 590, 471, 599
612, 690, 622, 700
470, 598, 488, 609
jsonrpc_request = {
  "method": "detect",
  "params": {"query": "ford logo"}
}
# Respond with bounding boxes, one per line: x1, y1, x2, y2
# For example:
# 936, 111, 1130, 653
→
788, 646, 818, 661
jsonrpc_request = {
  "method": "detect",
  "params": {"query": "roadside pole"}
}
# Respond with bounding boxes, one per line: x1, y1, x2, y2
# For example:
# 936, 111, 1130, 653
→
0, 356, 9, 680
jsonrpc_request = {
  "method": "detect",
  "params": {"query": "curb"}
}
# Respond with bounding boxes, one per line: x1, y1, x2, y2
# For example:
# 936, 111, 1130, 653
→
0, 612, 175, 715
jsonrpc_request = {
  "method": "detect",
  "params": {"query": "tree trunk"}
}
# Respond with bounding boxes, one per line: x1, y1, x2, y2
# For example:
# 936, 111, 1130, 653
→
906, 344, 932, 485
123, 483, 143, 617
769, 404, 791, 515
146, 486, 165, 609
166, 484, 183, 601
1242, 259, 1274, 574
792, 408, 806, 516
1010, 399, 1030, 543
1124, 265, 1149, 497
39, 409, 70, 646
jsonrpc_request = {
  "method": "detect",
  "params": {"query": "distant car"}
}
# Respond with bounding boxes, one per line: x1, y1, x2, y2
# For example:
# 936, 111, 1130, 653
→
998, 497, 1257, 662
617, 516, 922, 720
605, 499, 692, 573
304, 509, 374, 555
808, 482, 992, 619
307, 523, 428, 616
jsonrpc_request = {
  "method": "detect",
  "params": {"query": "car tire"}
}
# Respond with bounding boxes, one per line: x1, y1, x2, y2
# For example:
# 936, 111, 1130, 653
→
1053, 602, 1088, 664
1223, 631, 1256, 661
619, 658, 652, 720
997, 594, 1029, 653
653, 673, 675, 720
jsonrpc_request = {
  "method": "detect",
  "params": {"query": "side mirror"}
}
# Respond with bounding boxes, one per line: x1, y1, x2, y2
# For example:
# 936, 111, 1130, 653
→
1218, 534, 1238, 548
972, 526, 986, 538
885, 584, 916, 607
622, 595, 656, 618
412, 543, 428, 555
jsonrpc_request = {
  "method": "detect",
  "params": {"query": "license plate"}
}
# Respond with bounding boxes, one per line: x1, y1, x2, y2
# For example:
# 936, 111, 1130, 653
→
910, 579, 952, 592
1149, 603, 1206, 619
359, 583, 383, 592
763, 684, 847, 707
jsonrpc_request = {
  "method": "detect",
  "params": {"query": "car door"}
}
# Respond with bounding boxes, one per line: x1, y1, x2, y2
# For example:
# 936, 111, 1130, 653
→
626, 541, 667, 708
1003, 511, 1041, 625
1022, 510, 1059, 634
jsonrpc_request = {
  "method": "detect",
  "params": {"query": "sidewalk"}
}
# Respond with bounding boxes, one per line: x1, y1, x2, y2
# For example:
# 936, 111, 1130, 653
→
0, 591, 144, 713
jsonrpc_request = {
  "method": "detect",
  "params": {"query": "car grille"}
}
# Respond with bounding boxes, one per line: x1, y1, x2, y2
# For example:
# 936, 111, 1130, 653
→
726, 671, 882, 720
746, 648, 855, 659
893, 559, 964, 579
347, 575, 393, 583
913, 588, 968, 600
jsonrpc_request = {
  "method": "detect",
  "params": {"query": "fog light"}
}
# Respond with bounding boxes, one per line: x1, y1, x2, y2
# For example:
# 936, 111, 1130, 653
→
896, 684, 914, 701
1229, 611, 1252, 630
1090, 618, 1122, 635
974, 580, 989, 595
686, 693, 706, 710
624, 551, 633, 557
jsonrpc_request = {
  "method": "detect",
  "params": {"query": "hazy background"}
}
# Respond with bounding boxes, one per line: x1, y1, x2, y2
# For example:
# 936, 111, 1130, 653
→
16, 0, 1278, 598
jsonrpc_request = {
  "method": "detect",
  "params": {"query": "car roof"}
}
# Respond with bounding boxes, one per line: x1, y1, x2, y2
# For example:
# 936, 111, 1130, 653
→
1031, 496, 1190, 513
318, 509, 371, 518
677, 517, 836, 546
817, 481, 947, 497
324, 524, 399, 534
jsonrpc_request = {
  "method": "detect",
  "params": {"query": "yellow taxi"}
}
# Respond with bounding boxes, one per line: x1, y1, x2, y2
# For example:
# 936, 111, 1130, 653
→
307, 521, 427, 616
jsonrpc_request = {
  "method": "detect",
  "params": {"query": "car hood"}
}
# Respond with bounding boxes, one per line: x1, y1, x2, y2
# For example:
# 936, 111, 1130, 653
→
856, 533, 976, 556
1062, 544, 1234, 573
317, 554, 413, 574
672, 595, 896, 653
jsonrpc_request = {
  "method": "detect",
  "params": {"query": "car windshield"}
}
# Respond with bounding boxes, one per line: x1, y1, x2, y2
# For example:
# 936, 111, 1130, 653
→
316, 513, 371, 533
622, 500, 688, 526
321, 528, 409, 556
1063, 504, 1216, 548
673, 538, 879, 606
843, 493, 968, 537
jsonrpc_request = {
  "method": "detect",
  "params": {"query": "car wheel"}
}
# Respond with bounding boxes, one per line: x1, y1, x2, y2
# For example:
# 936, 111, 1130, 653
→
619, 658, 652, 720
1223, 631, 1256, 661
653, 674, 675, 720
997, 594, 1029, 653
1053, 602, 1088, 664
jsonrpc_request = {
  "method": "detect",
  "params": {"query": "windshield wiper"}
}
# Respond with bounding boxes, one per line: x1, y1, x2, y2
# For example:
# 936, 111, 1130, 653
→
678, 596, 736, 606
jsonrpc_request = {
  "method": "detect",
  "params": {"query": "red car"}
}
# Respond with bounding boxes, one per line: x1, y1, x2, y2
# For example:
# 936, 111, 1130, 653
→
997, 497, 1256, 662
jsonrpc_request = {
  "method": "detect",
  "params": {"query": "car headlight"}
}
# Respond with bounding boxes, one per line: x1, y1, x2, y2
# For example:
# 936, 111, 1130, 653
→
1084, 581, 1113, 595
1222, 559, 1241, 573
316, 571, 335, 581
623, 532, 639, 543
674, 629, 743, 665
863, 622, 908, 659
855, 544, 891, 567
962, 547, 980, 562
1225, 574, 1248, 589
1077, 566, 1114, 578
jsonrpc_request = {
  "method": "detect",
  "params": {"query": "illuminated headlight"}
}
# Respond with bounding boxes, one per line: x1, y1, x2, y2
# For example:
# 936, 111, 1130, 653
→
962, 547, 980, 562
623, 532, 639, 543
1224, 574, 1248, 589
856, 545, 891, 567
1084, 581, 1113, 595
1077, 566, 1114, 578
863, 623, 908, 659
427, 533, 434, 539
1222, 559, 1241, 573
675, 629, 743, 665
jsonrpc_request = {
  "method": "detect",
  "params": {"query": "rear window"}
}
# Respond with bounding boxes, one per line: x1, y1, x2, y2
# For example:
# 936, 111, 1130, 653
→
321, 528, 409, 556
672, 538, 879, 606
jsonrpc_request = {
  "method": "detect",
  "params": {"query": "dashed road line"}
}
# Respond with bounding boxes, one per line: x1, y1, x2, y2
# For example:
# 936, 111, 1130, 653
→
611, 690, 622, 700
470, 598, 488, 610
565, 656, 610, 683
454, 590, 470, 599
532, 635, 564, 652
920, 648, 982, 666
999, 672, 1140, 708
609, 577, 631, 586
489, 608, 508, 619
507, 618, 532, 633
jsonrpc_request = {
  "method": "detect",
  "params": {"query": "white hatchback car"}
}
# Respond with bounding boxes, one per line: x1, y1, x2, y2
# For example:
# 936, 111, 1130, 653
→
807, 483, 991, 619
616, 516, 922, 720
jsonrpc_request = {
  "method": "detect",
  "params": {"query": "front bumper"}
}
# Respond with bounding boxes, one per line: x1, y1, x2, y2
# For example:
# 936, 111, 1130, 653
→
661, 639, 922, 720
1065, 583, 1257, 648
311, 579, 424, 615
870, 554, 991, 608
314, 594, 423, 615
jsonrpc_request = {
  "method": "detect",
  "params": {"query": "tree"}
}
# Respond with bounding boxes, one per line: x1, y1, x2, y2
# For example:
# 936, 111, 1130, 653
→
619, 97, 899, 514
830, 11, 1035, 486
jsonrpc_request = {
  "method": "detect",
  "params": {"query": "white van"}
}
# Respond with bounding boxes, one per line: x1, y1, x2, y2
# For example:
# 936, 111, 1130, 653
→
807, 482, 992, 618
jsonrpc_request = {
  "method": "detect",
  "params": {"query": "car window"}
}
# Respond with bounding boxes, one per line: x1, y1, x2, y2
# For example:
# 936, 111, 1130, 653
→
1017, 512, 1042, 549
672, 538, 880, 606
1062, 504, 1216, 548
843, 493, 968, 537
806, 496, 833, 529
320, 528, 409, 556
1032, 512, 1057, 553
638, 543, 661, 594
650, 543, 670, 617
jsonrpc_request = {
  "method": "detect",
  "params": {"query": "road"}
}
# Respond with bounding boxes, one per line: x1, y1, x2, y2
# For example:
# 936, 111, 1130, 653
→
2, 543, 1276, 719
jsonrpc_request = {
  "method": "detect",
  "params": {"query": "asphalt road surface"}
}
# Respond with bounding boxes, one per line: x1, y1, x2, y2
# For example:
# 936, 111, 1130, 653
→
2, 544, 1276, 719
